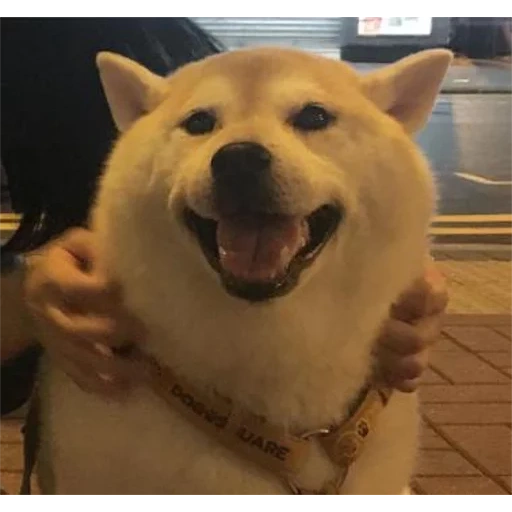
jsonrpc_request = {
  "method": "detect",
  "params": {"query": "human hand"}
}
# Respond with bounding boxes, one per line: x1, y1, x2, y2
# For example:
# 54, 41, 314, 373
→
374, 259, 448, 392
24, 228, 145, 398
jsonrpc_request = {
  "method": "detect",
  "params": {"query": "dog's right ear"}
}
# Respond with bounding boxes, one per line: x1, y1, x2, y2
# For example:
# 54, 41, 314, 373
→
361, 49, 452, 134
96, 52, 167, 132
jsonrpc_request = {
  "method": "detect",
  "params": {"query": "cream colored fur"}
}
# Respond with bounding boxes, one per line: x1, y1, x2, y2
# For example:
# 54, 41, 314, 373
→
38, 47, 451, 494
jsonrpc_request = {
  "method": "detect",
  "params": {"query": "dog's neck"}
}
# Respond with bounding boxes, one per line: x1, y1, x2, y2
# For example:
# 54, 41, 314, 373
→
136, 267, 391, 432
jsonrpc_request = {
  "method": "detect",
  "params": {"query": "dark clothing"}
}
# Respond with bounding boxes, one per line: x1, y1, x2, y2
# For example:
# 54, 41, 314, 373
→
1, 346, 42, 496
1, 346, 42, 416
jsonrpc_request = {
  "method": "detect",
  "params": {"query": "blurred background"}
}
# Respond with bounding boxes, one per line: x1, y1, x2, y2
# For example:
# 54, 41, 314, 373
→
190, 17, 512, 245
2, 17, 511, 246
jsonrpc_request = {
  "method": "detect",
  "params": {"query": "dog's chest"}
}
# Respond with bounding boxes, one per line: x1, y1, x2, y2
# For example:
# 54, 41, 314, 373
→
41, 360, 419, 495
41, 365, 335, 494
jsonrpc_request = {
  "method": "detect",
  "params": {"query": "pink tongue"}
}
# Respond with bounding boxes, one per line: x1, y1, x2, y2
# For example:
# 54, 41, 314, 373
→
217, 215, 309, 282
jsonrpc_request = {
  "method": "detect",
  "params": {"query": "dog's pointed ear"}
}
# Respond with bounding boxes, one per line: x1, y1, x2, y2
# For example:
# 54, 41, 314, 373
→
361, 49, 452, 133
96, 52, 167, 132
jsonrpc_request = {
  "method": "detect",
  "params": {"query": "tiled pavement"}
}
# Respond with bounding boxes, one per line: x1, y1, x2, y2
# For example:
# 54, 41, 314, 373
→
412, 314, 511, 495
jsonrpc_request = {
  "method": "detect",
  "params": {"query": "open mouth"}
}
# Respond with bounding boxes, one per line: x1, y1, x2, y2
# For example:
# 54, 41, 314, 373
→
184, 205, 342, 302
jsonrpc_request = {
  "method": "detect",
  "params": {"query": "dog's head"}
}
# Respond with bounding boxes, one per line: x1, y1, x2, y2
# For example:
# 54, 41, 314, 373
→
95, 48, 451, 304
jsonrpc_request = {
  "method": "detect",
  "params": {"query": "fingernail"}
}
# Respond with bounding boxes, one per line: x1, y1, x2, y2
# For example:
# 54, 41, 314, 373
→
98, 372, 116, 383
94, 343, 113, 357
98, 372, 132, 392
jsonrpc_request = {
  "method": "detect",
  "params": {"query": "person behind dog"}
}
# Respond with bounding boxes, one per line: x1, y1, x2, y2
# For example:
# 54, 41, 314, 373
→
1, 18, 448, 416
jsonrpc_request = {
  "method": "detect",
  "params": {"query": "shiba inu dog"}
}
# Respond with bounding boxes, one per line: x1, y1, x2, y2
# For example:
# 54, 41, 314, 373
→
37, 46, 451, 494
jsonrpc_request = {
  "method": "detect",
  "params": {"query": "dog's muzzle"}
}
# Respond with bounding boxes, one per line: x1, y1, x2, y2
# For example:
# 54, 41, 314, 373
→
184, 141, 342, 302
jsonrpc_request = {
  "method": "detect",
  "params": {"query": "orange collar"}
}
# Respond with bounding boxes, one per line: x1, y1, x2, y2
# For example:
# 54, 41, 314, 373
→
129, 347, 391, 494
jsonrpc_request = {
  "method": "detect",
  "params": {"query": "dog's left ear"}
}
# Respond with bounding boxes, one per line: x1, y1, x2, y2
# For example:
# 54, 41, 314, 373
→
96, 52, 167, 132
361, 49, 453, 133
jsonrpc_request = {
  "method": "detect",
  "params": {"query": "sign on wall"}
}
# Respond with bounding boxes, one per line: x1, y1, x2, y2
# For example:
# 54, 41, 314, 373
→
358, 16, 434, 37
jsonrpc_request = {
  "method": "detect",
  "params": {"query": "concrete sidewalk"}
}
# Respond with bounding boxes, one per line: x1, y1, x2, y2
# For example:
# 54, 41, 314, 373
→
435, 255, 511, 315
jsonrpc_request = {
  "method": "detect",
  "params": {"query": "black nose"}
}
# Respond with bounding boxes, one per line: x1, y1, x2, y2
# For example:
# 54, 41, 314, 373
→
211, 142, 271, 179
211, 142, 274, 215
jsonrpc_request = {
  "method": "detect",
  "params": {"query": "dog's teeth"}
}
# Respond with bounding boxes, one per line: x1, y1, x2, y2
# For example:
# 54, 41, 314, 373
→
219, 246, 227, 258
299, 236, 307, 249
280, 246, 291, 266
268, 269, 277, 280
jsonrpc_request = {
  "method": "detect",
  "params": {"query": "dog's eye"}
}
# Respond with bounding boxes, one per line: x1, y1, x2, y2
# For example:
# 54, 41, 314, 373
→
181, 110, 217, 135
291, 104, 335, 132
